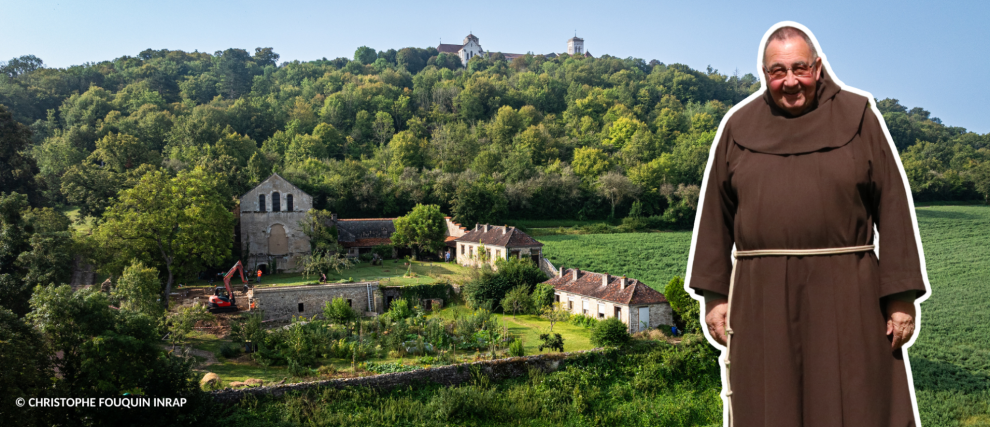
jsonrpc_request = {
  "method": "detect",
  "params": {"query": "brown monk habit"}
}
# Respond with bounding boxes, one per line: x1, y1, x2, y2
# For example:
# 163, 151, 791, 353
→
688, 69, 927, 427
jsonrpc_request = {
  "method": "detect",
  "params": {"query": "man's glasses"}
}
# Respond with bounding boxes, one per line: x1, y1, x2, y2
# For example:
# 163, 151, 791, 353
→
763, 63, 816, 81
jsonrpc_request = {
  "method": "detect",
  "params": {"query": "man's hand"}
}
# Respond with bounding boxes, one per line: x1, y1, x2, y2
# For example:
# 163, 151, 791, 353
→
885, 299, 916, 350
705, 298, 729, 345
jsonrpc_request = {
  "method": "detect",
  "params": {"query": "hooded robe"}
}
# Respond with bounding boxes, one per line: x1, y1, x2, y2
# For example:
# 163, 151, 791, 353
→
688, 70, 927, 427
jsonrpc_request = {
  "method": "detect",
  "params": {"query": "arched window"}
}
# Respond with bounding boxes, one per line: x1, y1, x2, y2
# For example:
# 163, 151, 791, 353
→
286, 194, 293, 212
272, 192, 281, 212
258, 194, 266, 212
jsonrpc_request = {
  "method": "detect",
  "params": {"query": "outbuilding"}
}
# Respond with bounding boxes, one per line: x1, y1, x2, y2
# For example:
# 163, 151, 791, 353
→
541, 268, 673, 333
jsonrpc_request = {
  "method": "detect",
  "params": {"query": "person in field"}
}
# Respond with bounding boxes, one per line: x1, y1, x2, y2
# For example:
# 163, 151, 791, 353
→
687, 24, 927, 427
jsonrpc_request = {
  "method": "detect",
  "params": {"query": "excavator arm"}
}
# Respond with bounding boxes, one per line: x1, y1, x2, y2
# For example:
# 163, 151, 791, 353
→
222, 261, 248, 304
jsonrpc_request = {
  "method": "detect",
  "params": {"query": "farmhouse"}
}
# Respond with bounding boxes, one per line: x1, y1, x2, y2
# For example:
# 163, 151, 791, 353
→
240, 174, 313, 273
454, 224, 544, 269
328, 214, 467, 259
542, 268, 673, 333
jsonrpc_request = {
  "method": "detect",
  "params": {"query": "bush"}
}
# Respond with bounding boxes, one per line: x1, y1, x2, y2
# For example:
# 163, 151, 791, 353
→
664, 276, 701, 333
590, 317, 631, 347
358, 253, 374, 262
386, 298, 413, 320
537, 333, 564, 353
508, 338, 525, 357
569, 314, 600, 328
323, 297, 357, 324
462, 257, 545, 310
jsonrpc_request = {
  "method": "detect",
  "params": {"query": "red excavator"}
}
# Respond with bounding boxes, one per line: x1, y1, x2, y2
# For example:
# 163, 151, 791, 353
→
208, 261, 248, 313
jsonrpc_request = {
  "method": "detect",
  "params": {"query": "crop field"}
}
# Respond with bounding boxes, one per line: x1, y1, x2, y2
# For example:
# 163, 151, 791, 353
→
537, 231, 694, 291
537, 205, 990, 427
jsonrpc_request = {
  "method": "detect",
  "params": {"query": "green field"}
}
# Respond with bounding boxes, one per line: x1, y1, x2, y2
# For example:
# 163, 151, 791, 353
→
536, 205, 990, 427
537, 231, 693, 291
910, 205, 990, 427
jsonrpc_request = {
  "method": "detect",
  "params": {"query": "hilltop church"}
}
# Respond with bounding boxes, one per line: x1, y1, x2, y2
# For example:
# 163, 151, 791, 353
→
437, 33, 592, 66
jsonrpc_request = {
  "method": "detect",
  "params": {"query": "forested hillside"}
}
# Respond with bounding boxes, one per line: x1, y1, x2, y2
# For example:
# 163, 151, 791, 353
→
1, 46, 987, 228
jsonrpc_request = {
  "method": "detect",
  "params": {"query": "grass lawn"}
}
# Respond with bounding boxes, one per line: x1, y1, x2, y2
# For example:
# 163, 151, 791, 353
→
493, 313, 595, 355
182, 260, 474, 289
62, 206, 95, 235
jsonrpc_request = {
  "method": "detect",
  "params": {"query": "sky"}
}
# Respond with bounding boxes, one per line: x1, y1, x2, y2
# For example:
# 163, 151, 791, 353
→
2, 0, 988, 134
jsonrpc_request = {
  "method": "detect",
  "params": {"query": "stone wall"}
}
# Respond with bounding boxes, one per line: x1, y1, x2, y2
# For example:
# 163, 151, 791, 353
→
240, 174, 313, 273
248, 282, 382, 321
211, 348, 604, 404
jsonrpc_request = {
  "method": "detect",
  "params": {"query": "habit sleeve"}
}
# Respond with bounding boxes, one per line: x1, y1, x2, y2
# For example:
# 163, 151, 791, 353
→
688, 129, 737, 296
867, 109, 928, 300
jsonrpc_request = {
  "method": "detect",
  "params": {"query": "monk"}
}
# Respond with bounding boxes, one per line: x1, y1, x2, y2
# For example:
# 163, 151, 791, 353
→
687, 24, 928, 427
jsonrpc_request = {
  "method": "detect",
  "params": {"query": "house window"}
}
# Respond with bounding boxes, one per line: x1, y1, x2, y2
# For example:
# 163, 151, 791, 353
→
461, 244, 465, 255
495, 250, 500, 259
469, 246, 474, 258
272, 192, 281, 212
582, 300, 589, 315
298, 303, 304, 312
346, 299, 352, 309
614, 306, 622, 320
598, 303, 605, 319
555, 293, 560, 303
568, 300, 573, 310
286, 194, 293, 212
258, 194, 266, 212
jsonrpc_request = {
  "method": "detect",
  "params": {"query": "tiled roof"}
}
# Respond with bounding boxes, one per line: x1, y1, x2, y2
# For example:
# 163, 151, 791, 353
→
542, 268, 667, 306
437, 44, 464, 54
333, 219, 395, 243
340, 237, 392, 248
454, 224, 543, 248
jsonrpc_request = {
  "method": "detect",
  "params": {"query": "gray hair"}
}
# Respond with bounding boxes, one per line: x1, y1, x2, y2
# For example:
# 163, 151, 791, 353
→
763, 26, 819, 67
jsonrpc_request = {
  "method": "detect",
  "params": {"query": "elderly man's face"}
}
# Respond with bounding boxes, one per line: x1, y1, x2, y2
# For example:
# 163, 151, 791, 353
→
763, 37, 822, 116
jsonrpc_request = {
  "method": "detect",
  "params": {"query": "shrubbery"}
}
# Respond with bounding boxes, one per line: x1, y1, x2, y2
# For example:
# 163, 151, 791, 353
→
590, 317, 631, 347
462, 258, 545, 311
323, 297, 357, 323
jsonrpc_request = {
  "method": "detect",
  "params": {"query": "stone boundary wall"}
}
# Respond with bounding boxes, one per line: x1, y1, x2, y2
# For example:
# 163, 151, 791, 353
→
248, 282, 383, 321
211, 348, 604, 404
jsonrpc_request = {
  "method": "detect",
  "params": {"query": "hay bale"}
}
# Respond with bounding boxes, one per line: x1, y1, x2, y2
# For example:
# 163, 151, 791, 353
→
244, 378, 264, 386
229, 381, 247, 388
200, 373, 220, 390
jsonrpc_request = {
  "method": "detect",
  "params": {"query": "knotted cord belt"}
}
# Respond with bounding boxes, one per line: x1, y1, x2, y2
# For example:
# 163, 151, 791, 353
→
723, 244, 875, 426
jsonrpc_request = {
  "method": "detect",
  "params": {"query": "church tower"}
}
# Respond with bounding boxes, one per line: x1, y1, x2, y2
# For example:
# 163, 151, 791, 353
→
567, 35, 584, 55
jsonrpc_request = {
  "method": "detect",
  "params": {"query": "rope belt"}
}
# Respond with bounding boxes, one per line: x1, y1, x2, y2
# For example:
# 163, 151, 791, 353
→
723, 244, 875, 426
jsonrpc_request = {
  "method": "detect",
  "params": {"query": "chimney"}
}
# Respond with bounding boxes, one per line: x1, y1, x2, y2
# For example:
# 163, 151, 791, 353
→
331, 213, 338, 221
602, 274, 609, 287
502, 225, 507, 235
620, 276, 628, 290
483, 224, 490, 232
557, 267, 564, 278
572, 269, 579, 281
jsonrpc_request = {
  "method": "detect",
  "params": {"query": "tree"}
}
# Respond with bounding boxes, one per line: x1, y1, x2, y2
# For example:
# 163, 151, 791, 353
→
0, 106, 40, 204
531, 282, 555, 310
391, 204, 447, 256
372, 111, 395, 147
354, 46, 378, 65
571, 146, 611, 181
500, 285, 532, 317
253, 47, 280, 67
0, 192, 33, 316
300, 209, 339, 253
112, 261, 164, 318
214, 48, 254, 99
540, 302, 570, 333
597, 170, 640, 218
28, 285, 207, 424
452, 177, 507, 228
93, 169, 234, 308
0, 307, 52, 426
664, 276, 700, 333
463, 258, 545, 311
